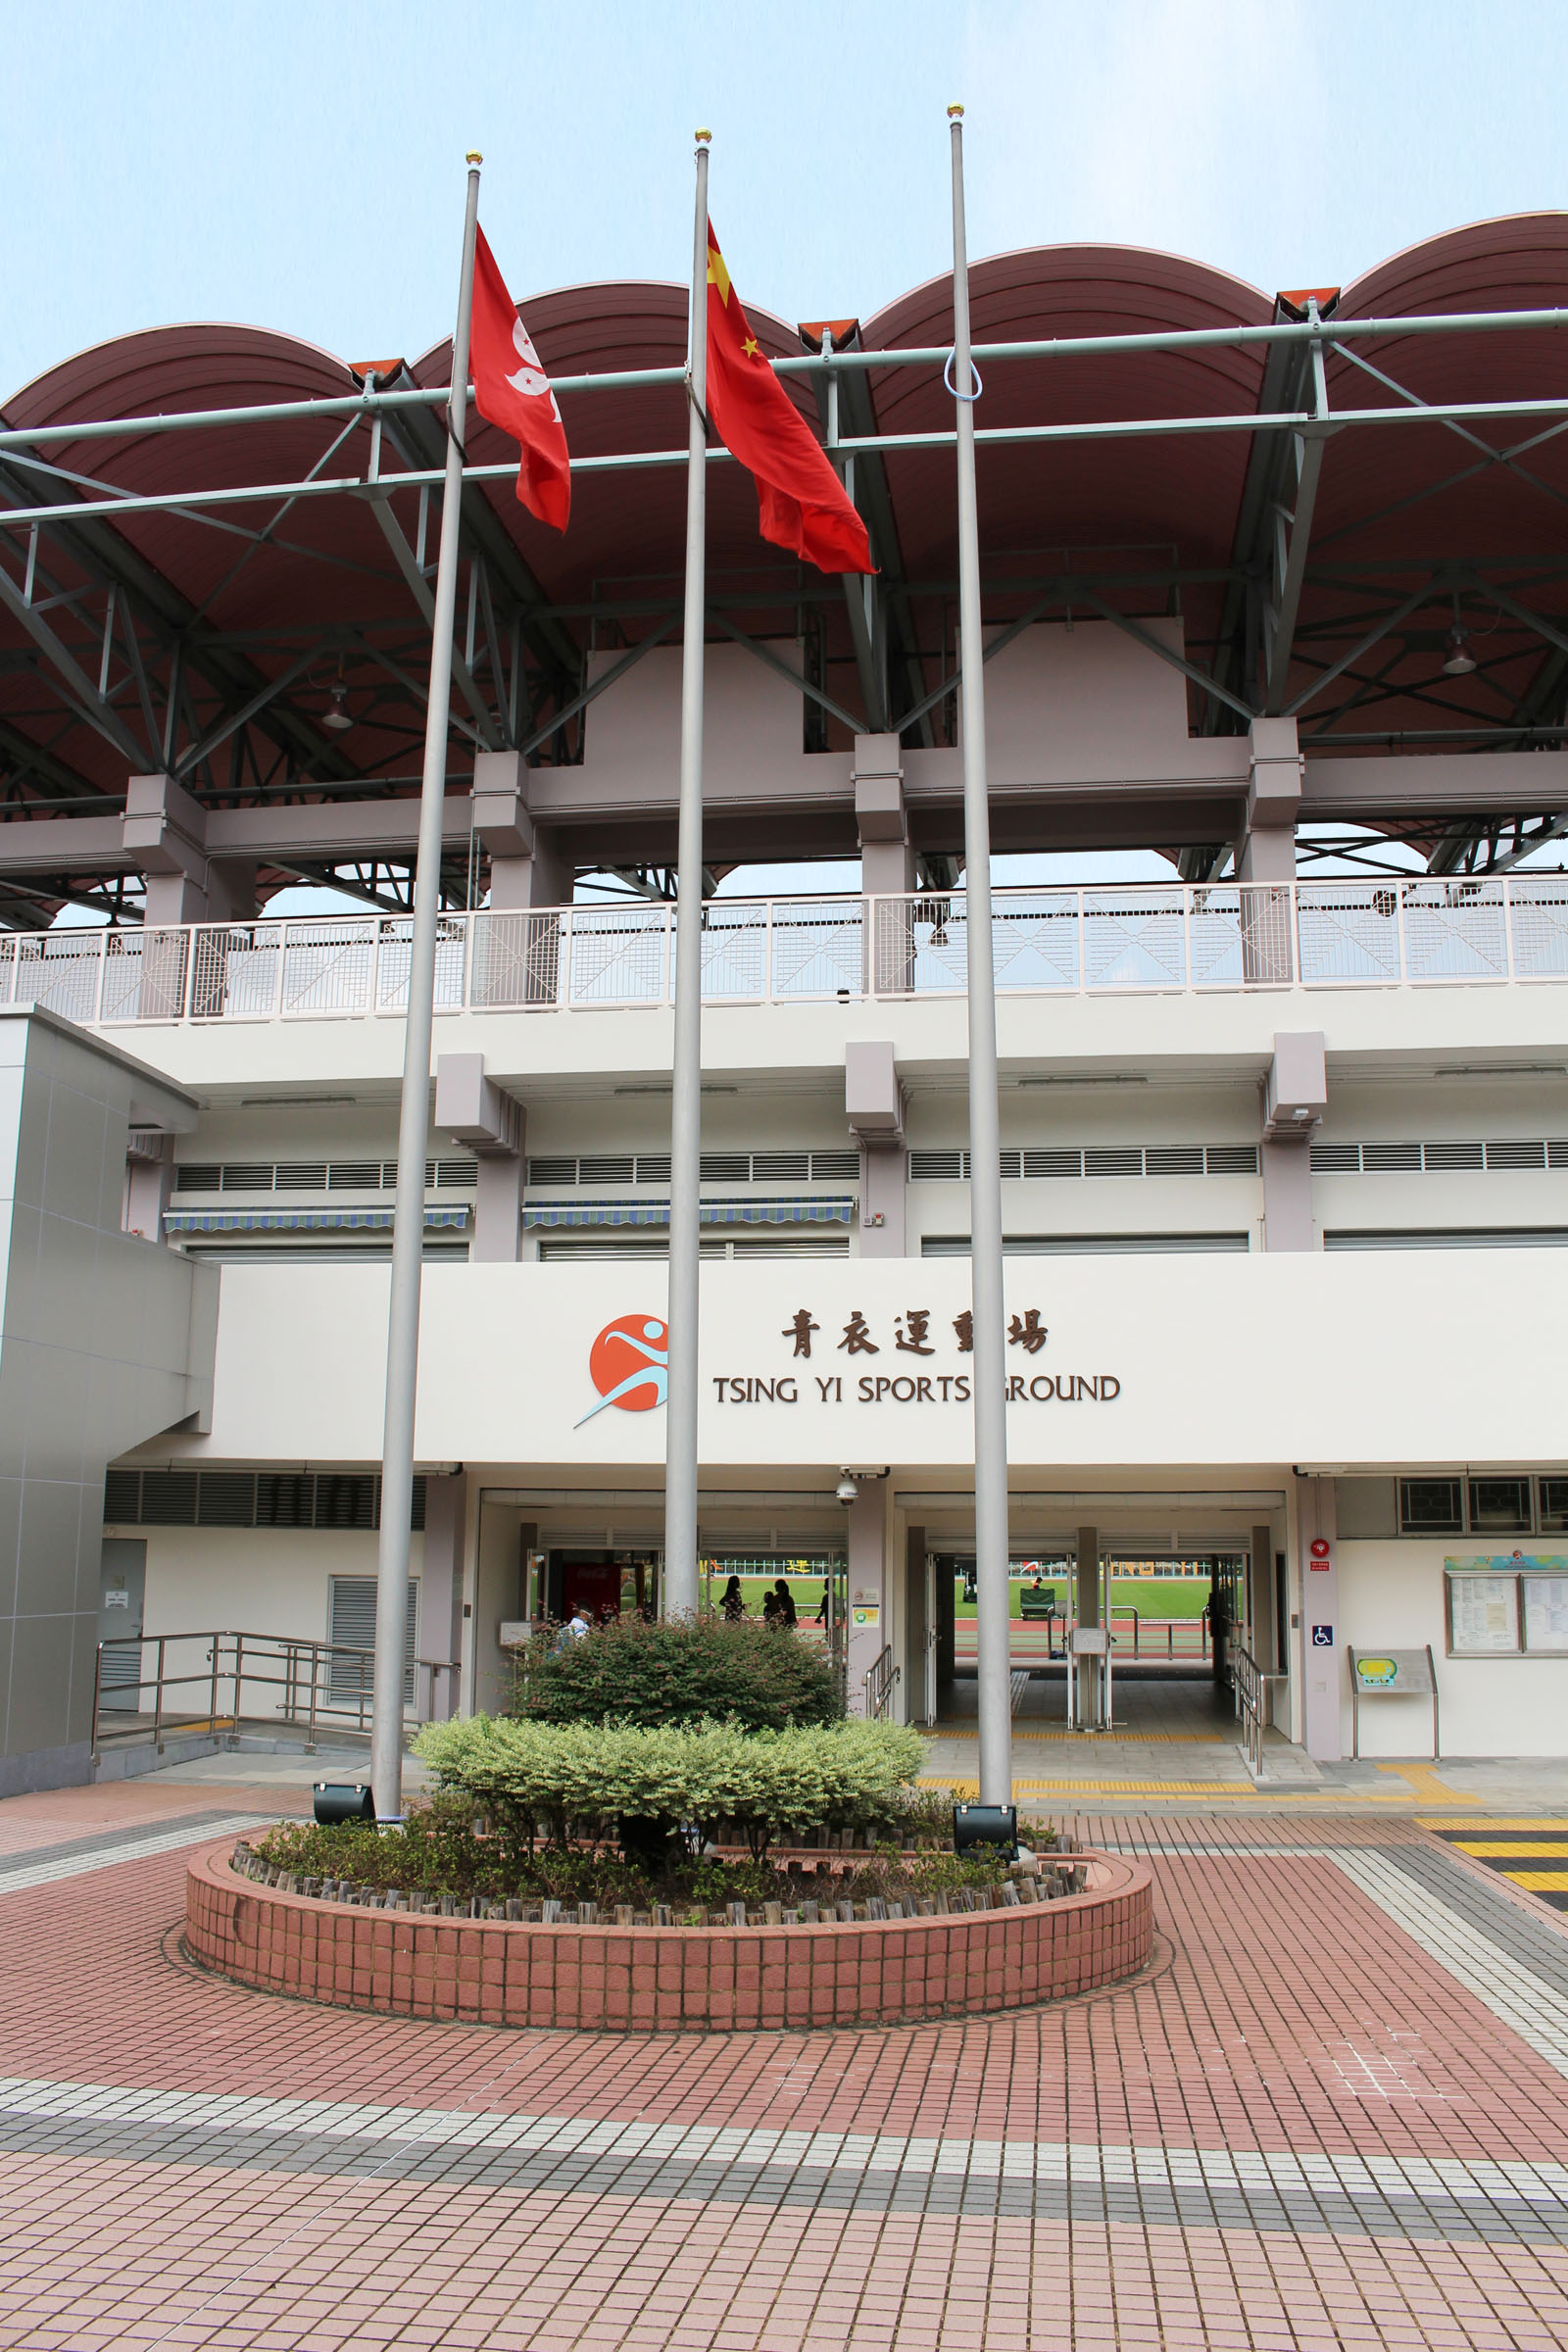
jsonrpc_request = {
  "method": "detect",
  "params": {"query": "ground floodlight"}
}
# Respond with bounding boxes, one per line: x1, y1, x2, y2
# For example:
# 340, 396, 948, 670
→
953, 1802, 1017, 1860
314, 1782, 375, 1825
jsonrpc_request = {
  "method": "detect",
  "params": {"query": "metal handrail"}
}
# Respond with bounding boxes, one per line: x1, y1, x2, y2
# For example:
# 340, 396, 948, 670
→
12, 872, 1562, 1038
1231, 1642, 1284, 1773
91, 1628, 462, 1761
863, 1645, 901, 1721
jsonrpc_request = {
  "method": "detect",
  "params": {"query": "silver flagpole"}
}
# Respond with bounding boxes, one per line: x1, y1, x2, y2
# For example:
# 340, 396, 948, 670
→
662, 129, 711, 1618
948, 107, 1012, 1810
369, 152, 483, 1819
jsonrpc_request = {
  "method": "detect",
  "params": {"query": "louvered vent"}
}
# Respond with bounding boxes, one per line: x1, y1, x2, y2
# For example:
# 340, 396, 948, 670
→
1204, 1146, 1260, 1175
1486, 1139, 1546, 1170
1423, 1141, 1484, 1171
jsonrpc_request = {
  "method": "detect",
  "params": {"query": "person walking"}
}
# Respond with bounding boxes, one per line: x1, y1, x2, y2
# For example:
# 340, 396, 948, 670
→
772, 1577, 798, 1630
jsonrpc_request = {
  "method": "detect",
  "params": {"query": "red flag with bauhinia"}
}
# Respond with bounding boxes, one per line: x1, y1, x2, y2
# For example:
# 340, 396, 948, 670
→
705, 220, 872, 576
468, 224, 570, 531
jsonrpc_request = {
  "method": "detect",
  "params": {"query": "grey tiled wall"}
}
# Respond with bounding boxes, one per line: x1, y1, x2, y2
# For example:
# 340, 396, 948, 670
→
0, 1012, 211, 1793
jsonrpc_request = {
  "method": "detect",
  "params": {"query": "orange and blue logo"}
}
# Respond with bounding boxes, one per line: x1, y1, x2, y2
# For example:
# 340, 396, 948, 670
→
576, 1314, 669, 1427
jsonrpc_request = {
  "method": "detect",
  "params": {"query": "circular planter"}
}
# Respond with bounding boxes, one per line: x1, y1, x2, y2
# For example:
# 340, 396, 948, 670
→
185, 1840, 1153, 2033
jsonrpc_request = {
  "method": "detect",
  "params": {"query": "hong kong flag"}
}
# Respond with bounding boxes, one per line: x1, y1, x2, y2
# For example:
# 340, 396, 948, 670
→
468, 225, 570, 531
705, 220, 872, 576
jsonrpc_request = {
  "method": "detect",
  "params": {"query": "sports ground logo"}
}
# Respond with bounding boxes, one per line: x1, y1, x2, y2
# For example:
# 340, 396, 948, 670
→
576, 1314, 669, 1426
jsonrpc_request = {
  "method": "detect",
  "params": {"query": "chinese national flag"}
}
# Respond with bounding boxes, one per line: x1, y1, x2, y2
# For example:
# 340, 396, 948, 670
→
468, 225, 570, 532
705, 220, 872, 576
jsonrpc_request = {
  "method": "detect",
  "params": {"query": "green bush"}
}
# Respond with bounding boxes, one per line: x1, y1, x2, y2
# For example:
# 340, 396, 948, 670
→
414, 1713, 925, 1859
246, 1806, 1032, 1912
511, 1611, 844, 1732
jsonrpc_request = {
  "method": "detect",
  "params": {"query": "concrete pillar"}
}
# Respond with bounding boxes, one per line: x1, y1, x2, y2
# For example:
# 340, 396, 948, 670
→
904, 1523, 928, 1726
845, 1483, 887, 1717
1237, 719, 1300, 984
124, 1132, 175, 1246
124, 772, 257, 927
471, 749, 571, 910
846, 1040, 906, 1258
1259, 1031, 1326, 1251
856, 735, 913, 993
1249, 1520, 1279, 1677
434, 1053, 523, 1263
1075, 1523, 1100, 1726
419, 1474, 467, 1720
1298, 1477, 1341, 1760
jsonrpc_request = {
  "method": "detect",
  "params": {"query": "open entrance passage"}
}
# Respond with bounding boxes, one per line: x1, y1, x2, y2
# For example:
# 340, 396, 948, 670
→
934, 1547, 1248, 1740
700, 1551, 848, 1689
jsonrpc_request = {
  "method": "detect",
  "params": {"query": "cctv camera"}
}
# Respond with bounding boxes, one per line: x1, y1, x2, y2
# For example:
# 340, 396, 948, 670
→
836, 1473, 858, 1505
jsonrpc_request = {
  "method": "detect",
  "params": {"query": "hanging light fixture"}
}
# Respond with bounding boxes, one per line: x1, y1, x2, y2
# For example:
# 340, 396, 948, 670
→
322, 657, 354, 730
1443, 596, 1477, 677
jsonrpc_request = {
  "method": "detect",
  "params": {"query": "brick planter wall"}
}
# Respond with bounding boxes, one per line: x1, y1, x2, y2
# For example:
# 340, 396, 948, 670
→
185, 1841, 1153, 2032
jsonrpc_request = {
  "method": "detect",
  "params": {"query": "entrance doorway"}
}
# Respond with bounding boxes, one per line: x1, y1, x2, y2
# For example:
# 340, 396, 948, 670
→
547, 1551, 659, 1626
934, 1547, 1245, 1735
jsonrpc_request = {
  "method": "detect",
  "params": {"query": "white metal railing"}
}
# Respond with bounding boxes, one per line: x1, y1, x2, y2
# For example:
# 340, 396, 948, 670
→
14, 875, 1568, 1030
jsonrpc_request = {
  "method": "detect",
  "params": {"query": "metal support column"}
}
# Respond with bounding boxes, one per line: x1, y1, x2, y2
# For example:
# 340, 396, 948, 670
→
662, 131, 711, 1618
948, 107, 1011, 1810
369, 154, 482, 1821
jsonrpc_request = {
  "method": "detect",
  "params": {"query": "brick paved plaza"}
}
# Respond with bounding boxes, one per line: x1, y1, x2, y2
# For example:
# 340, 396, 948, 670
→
3, 1765, 1568, 2349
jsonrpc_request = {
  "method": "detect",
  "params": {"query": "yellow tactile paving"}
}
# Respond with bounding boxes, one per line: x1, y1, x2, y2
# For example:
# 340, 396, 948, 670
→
921, 1778, 1258, 1797
1419, 1817, 1568, 1831
1497, 1871, 1568, 1891
1445, 1841, 1568, 1858
1374, 1762, 1482, 1805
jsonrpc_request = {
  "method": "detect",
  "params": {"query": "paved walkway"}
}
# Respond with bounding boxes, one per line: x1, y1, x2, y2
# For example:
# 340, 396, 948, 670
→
5, 1770, 1568, 2347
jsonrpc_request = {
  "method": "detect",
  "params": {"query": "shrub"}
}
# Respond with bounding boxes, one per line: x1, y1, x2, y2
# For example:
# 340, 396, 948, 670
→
511, 1611, 844, 1732
414, 1713, 925, 1860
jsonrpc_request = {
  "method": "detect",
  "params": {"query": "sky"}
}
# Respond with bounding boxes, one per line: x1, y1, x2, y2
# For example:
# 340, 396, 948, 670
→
5, 0, 1567, 400
8, 1, 1567, 915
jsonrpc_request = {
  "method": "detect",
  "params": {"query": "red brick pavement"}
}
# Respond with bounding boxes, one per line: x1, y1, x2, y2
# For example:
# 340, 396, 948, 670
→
0, 1782, 1565, 2348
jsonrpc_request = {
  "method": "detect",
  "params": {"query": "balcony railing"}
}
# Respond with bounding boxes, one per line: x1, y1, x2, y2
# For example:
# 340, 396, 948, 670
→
12, 875, 1568, 1030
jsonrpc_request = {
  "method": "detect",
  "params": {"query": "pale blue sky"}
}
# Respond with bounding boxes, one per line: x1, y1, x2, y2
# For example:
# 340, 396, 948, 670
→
10, 3, 1566, 915
5, 1, 1566, 400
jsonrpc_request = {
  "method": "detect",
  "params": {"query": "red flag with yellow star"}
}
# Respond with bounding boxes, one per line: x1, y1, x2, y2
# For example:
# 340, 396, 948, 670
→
705, 220, 873, 576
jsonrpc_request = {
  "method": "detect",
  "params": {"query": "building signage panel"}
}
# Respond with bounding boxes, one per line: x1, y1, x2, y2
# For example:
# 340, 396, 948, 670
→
1351, 1649, 1434, 1693
180, 1253, 1568, 1473
1311, 1625, 1333, 1646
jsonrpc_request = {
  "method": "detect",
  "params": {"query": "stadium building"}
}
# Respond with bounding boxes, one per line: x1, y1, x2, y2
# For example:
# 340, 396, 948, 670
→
2, 215, 1568, 1788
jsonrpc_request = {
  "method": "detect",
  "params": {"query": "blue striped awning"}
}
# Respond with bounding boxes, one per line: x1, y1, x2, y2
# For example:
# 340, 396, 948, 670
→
521, 1195, 857, 1231
164, 1206, 470, 1233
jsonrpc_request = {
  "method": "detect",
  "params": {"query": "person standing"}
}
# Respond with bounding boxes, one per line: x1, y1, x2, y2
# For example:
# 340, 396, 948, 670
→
721, 1575, 744, 1622
772, 1577, 798, 1630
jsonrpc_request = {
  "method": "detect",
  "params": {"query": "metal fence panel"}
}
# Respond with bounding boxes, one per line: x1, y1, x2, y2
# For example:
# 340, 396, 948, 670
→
1296, 884, 1404, 984
567, 905, 669, 1006
767, 898, 863, 999
1400, 879, 1508, 982
14, 932, 105, 1024
1509, 877, 1568, 979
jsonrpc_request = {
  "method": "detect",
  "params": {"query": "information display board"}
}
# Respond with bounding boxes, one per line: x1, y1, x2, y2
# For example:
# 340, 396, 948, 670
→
1446, 1557, 1568, 1654
1446, 1573, 1520, 1654
1523, 1575, 1568, 1652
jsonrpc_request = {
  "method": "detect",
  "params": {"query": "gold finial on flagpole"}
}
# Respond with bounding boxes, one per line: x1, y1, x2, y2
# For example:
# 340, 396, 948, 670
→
947, 104, 964, 119
466, 150, 483, 165
695, 128, 711, 143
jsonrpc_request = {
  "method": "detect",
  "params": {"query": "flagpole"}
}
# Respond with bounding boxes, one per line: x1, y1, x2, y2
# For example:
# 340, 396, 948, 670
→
948, 107, 1012, 1811
369, 152, 483, 1821
662, 129, 711, 1618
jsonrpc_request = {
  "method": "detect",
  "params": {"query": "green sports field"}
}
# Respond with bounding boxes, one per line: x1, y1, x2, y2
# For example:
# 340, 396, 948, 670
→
955, 1576, 1212, 1622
